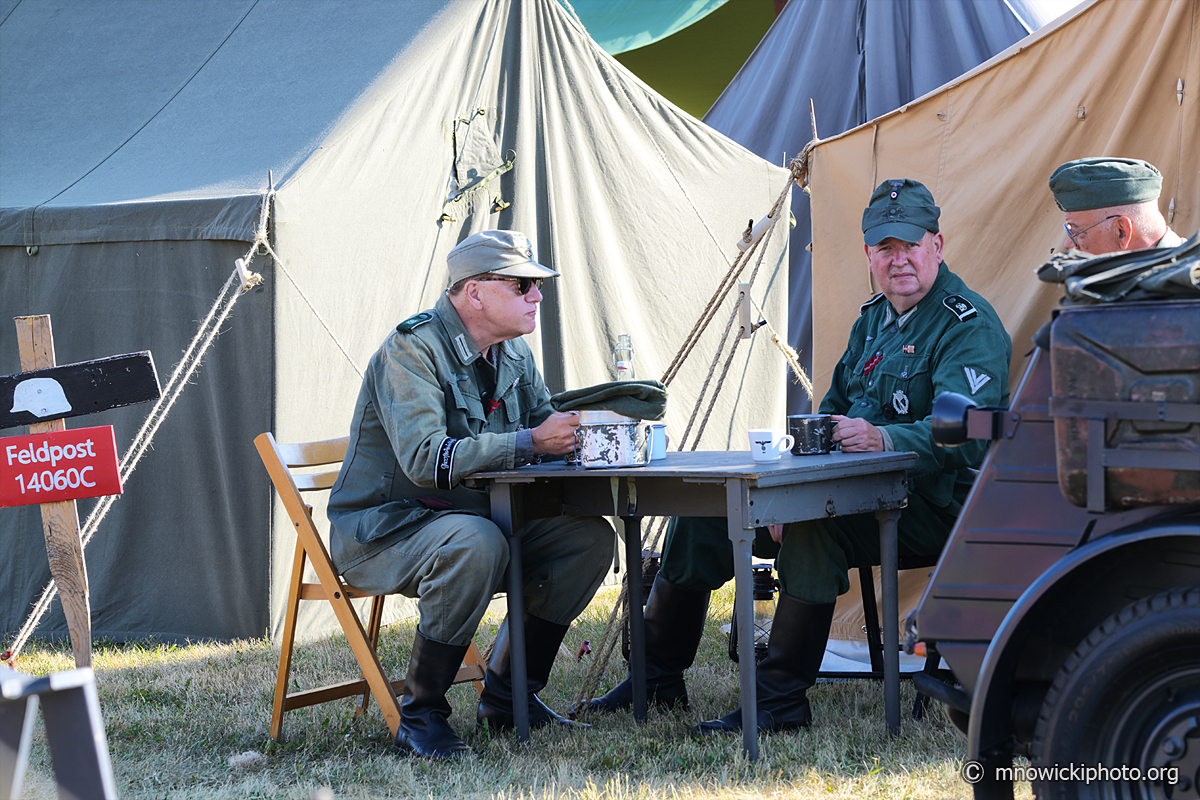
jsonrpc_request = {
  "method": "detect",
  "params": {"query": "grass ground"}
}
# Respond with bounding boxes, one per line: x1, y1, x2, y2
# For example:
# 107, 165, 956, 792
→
11, 583, 1032, 799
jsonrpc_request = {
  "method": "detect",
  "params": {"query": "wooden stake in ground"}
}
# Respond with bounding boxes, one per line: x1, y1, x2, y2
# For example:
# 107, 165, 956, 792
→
14, 316, 91, 667
4, 316, 160, 669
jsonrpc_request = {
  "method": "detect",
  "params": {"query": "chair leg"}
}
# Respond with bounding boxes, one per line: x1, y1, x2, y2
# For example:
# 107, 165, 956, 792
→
859, 566, 884, 674
911, 647, 941, 720
356, 595, 387, 718
271, 542, 308, 742
463, 640, 487, 694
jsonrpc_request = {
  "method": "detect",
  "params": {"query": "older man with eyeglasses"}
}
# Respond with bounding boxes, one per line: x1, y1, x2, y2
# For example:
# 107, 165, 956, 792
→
1049, 157, 1184, 254
327, 230, 613, 759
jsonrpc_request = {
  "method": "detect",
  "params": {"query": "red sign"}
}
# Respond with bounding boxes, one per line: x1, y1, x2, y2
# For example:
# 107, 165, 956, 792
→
1, 426, 122, 507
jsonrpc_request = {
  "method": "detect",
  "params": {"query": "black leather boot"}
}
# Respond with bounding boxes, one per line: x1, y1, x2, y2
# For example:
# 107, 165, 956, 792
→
587, 574, 710, 714
477, 613, 588, 732
691, 592, 835, 736
394, 631, 473, 759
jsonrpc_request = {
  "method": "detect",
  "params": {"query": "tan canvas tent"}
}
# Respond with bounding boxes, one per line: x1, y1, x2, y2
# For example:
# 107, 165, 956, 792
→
807, 0, 1200, 643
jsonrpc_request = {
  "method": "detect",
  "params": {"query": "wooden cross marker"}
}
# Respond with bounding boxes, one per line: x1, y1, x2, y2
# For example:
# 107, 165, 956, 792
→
3, 316, 160, 668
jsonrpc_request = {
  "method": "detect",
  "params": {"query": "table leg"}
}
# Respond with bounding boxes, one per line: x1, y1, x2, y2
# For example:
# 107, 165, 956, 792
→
623, 517, 647, 722
490, 482, 530, 742
726, 480, 758, 761
876, 508, 901, 737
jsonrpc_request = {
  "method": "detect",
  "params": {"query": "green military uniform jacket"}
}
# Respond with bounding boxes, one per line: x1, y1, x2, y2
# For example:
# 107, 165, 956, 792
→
820, 261, 1012, 512
327, 293, 553, 573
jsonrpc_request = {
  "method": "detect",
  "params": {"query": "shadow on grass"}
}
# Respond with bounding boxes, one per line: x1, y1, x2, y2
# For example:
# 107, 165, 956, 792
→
11, 585, 999, 800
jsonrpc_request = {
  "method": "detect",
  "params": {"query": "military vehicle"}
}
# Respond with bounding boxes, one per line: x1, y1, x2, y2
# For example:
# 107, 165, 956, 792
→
911, 236, 1200, 800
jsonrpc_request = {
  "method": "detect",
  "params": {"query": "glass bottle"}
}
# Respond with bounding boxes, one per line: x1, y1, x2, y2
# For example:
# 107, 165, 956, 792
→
613, 334, 635, 381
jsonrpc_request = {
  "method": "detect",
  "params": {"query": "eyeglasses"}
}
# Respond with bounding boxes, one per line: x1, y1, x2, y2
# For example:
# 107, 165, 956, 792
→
1064, 215, 1119, 249
474, 275, 544, 296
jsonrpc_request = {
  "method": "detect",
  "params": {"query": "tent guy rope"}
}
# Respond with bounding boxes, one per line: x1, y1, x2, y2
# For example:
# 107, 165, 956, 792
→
571, 155, 814, 714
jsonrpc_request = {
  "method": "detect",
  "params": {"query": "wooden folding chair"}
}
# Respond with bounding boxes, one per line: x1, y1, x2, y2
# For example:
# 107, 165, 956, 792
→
255, 432, 487, 742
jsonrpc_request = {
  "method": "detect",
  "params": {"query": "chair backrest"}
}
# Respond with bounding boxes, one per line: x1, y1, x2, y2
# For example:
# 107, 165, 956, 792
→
259, 433, 347, 493
256, 432, 347, 546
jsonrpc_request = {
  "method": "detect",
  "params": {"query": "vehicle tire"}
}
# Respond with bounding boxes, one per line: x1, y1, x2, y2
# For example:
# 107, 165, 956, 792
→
1031, 586, 1200, 800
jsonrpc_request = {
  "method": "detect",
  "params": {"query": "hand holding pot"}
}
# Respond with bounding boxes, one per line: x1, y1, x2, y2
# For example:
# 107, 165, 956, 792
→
532, 411, 581, 455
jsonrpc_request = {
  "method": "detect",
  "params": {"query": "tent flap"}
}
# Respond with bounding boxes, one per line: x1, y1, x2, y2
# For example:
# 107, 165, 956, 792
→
0, 195, 264, 247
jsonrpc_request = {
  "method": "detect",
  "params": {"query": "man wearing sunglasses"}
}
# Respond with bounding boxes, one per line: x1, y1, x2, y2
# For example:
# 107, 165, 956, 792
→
1049, 157, 1184, 255
328, 229, 613, 759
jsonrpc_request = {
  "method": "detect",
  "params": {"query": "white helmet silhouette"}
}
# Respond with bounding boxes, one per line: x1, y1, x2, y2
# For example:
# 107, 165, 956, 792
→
10, 377, 72, 418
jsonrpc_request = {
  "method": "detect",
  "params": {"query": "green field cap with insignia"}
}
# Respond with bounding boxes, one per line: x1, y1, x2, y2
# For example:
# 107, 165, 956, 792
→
447, 229, 560, 285
1048, 157, 1162, 212
862, 179, 940, 246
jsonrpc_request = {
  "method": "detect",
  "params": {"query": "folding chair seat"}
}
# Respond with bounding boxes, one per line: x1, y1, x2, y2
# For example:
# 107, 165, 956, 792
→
255, 432, 487, 742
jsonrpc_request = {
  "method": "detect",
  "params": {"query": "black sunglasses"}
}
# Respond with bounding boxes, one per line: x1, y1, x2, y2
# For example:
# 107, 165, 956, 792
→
474, 275, 544, 295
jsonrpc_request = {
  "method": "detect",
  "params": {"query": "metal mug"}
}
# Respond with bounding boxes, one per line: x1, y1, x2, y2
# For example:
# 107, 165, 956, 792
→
788, 414, 834, 455
649, 424, 667, 460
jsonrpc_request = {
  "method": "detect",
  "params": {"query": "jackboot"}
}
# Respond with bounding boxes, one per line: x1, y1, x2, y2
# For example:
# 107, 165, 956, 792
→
587, 574, 710, 713
393, 631, 474, 759
476, 613, 588, 732
691, 592, 835, 735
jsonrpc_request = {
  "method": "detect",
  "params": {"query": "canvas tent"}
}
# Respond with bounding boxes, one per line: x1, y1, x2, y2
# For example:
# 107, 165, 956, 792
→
0, 0, 790, 645
586, 0, 779, 120
806, 0, 1199, 645
703, 0, 1061, 415
809, 0, 1199, 404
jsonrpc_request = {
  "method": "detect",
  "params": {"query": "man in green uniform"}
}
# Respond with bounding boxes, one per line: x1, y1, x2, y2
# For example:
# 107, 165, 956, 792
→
328, 230, 613, 759
1049, 157, 1184, 254
589, 179, 1012, 736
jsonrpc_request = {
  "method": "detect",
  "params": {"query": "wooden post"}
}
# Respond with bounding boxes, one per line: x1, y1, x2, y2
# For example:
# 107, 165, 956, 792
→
14, 316, 91, 668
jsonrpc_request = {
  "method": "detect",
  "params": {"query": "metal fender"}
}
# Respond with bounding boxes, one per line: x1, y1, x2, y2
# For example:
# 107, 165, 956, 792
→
967, 513, 1200, 769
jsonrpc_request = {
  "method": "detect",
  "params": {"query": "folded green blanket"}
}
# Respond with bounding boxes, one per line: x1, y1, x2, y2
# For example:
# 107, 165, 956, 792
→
550, 379, 667, 420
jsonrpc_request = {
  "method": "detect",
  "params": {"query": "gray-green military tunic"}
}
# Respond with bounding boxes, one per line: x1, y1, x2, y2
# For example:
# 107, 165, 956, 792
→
661, 262, 1012, 603
327, 293, 612, 646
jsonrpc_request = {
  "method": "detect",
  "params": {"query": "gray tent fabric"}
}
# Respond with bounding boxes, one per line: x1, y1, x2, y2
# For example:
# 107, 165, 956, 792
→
702, 0, 1057, 413
1, 0, 789, 645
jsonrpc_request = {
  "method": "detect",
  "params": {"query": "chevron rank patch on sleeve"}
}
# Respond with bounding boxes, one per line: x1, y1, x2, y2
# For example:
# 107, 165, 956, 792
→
964, 367, 992, 395
943, 295, 977, 321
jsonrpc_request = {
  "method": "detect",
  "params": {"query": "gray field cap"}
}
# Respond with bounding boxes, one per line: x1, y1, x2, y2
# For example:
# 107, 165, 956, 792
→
861, 178, 940, 246
447, 230, 560, 285
1048, 157, 1162, 212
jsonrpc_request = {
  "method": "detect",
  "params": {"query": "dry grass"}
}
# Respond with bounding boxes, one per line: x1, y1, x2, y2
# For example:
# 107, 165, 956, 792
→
11, 584, 1032, 799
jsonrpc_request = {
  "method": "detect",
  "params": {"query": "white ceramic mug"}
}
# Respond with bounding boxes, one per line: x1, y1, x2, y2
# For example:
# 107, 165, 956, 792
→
748, 429, 794, 462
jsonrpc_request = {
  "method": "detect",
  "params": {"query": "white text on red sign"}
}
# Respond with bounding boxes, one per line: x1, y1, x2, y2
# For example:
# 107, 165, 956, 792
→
0, 426, 122, 507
